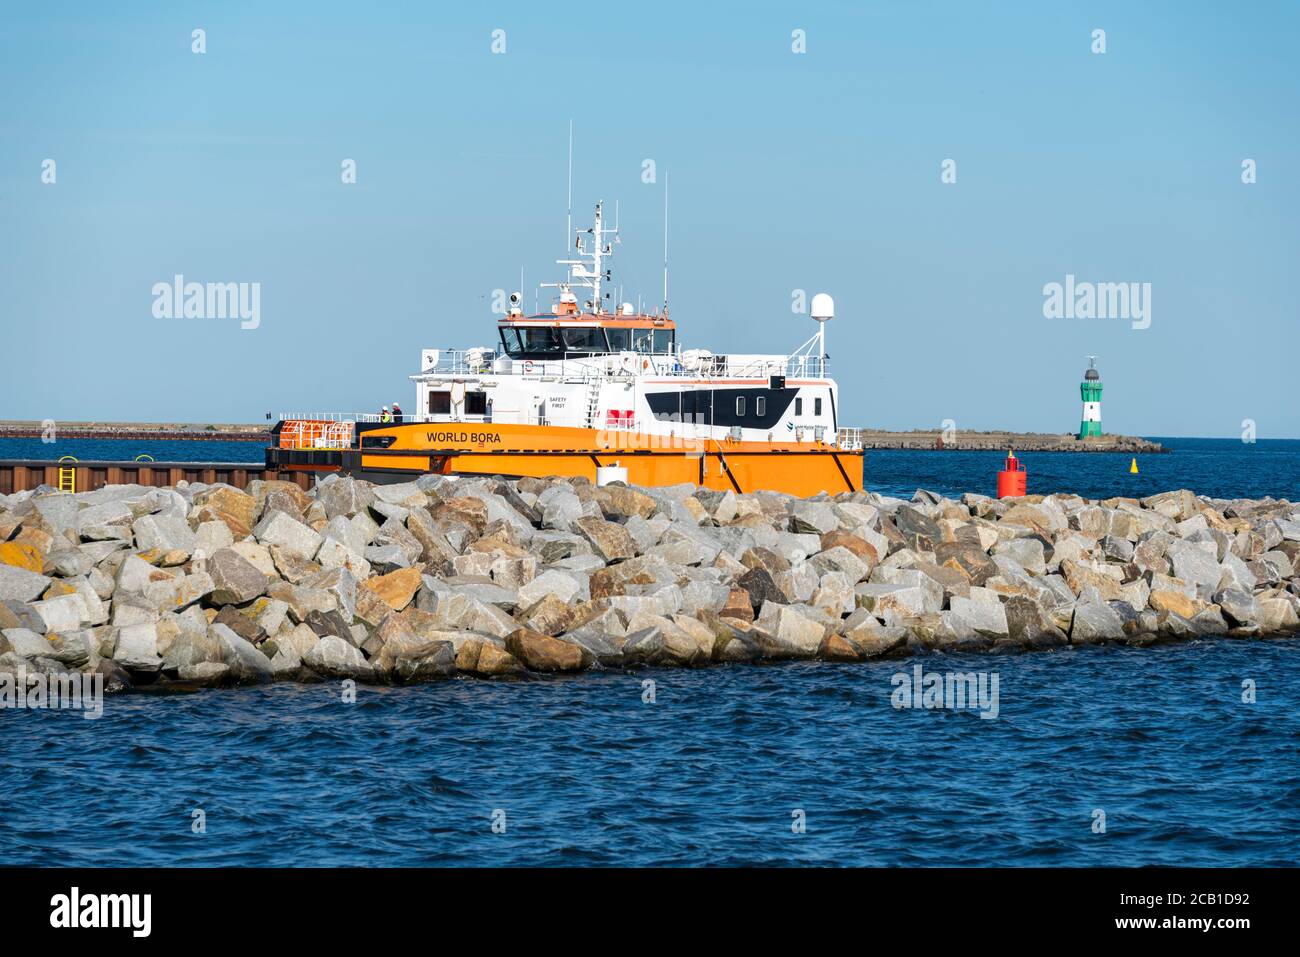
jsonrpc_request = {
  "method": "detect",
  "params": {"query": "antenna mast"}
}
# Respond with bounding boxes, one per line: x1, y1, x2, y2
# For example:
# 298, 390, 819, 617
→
566, 119, 573, 252
662, 171, 669, 316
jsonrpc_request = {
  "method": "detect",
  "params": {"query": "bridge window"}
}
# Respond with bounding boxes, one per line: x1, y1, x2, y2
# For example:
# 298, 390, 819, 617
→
562, 327, 605, 352
606, 328, 632, 352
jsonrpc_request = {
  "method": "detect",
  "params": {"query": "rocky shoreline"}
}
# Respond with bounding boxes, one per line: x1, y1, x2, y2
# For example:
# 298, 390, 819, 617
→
1, 474, 1297, 696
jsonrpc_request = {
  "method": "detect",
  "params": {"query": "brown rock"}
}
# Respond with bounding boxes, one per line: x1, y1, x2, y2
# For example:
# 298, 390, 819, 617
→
719, 587, 756, 622
1149, 588, 1204, 619
362, 566, 422, 611
247, 479, 313, 518
195, 487, 258, 539
818, 530, 879, 568
594, 485, 657, 520
736, 566, 789, 607
819, 632, 864, 661
740, 546, 790, 576
1060, 559, 1125, 601
207, 547, 269, 605
519, 593, 574, 636
213, 605, 266, 644
270, 545, 321, 584
14, 527, 55, 555
504, 627, 587, 672
454, 636, 524, 676
574, 516, 638, 562
933, 542, 997, 586
432, 497, 489, 536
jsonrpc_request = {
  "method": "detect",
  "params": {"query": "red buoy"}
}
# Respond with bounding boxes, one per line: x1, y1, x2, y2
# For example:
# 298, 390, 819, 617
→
997, 450, 1026, 499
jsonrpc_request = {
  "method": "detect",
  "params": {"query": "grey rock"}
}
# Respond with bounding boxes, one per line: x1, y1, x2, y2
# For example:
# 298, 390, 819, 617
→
1069, 601, 1126, 643
132, 513, 197, 559
0, 565, 52, 603
303, 634, 376, 679
253, 510, 323, 560
1166, 541, 1222, 591
1213, 588, 1259, 627
113, 622, 163, 671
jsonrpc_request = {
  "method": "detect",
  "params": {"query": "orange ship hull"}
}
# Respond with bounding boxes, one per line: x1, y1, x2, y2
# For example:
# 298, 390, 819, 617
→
270, 421, 863, 497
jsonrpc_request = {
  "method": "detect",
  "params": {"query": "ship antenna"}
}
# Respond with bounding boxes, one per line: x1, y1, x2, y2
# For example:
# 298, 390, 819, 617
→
566, 119, 573, 252
662, 171, 669, 316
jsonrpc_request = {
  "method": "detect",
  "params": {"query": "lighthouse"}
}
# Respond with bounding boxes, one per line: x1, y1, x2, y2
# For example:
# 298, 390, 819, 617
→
1079, 356, 1102, 439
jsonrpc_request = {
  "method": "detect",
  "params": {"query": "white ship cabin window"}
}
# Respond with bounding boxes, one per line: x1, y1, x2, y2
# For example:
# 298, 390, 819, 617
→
755, 396, 766, 417
465, 392, 487, 416
499, 324, 674, 358
736, 396, 746, 416
795, 397, 803, 416
814, 397, 823, 416
499, 326, 604, 357
630, 329, 675, 354
427, 391, 451, 415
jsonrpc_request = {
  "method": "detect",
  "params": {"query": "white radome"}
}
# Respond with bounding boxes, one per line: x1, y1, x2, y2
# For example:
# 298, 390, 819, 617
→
810, 292, 834, 322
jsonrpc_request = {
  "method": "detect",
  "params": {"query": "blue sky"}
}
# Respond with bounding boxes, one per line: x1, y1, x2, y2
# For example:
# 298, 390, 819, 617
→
2, 1, 1296, 436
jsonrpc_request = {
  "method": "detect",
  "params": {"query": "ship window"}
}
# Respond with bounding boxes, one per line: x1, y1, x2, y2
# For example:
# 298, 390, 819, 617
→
795, 397, 803, 416
606, 328, 632, 352
632, 330, 655, 353
500, 327, 565, 357
427, 391, 451, 415
653, 330, 674, 354
736, 396, 746, 417
499, 327, 524, 354
465, 391, 487, 416
756, 396, 766, 417
814, 397, 823, 416
561, 327, 606, 353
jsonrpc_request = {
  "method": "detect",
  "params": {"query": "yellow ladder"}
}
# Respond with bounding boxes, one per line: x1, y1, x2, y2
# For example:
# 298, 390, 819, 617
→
57, 456, 78, 493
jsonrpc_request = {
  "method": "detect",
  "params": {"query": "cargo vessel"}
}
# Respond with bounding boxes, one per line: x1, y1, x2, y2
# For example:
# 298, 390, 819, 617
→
268, 200, 863, 496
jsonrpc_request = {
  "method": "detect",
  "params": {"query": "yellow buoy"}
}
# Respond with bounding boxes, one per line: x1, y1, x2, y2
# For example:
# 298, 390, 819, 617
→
1129, 457, 1139, 474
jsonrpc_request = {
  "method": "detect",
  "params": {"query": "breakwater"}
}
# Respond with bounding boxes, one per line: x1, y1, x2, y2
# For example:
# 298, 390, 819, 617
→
2, 475, 1296, 695
0, 421, 268, 442
844, 428, 1165, 453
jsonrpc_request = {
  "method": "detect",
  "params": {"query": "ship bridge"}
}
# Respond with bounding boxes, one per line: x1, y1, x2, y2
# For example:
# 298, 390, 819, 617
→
497, 310, 677, 360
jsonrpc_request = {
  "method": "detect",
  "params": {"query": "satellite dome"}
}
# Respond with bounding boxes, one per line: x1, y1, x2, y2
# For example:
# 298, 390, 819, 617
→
810, 292, 834, 322
1084, 368, 1100, 380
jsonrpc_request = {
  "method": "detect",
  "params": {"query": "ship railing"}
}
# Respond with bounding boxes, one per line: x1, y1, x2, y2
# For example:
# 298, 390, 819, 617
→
415, 350, 829, 381
836, 427, 864, 451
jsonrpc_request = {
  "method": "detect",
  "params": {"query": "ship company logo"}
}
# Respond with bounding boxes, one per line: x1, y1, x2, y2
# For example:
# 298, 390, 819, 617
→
49, 887, 151, 937
1042, 274, 1151, 329
152, 274, 261, 329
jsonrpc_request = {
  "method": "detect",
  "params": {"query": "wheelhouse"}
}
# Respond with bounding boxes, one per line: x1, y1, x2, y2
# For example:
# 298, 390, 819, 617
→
498, 316, 676, 360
